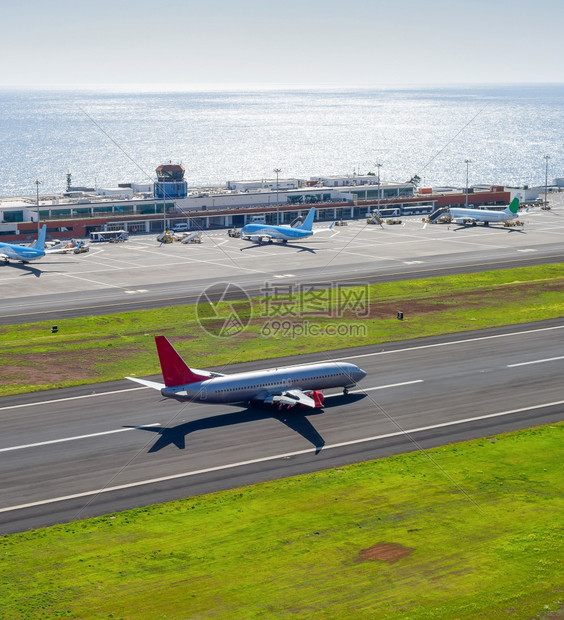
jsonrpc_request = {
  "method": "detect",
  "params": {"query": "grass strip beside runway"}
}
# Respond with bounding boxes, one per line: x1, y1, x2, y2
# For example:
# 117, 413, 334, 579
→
1, 422, 563, 618
0, 263, 563, 396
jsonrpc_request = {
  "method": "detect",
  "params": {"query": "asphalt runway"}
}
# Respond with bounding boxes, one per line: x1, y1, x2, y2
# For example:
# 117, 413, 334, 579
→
1, 198, 563, 325
1, 321, 563, 533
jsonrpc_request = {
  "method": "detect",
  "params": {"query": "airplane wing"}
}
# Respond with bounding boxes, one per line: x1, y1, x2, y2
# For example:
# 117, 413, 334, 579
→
259, 229, 289, 240
264, 389, 317, 408
312, 222, 335, 234
245, 231, 277, 242
45, 241, 90, 254
126, 377, 165, 390
44, 247, 72, 254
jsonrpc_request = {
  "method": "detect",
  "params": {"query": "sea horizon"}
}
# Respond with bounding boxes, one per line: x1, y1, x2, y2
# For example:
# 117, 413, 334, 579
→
1, 81, 563, 93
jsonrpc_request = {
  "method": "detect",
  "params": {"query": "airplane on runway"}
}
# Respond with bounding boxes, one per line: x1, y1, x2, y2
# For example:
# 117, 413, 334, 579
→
0, 225, 48, 263
449, 197, 521, 226
127, 335, 366, 409
240, 207, 334, 243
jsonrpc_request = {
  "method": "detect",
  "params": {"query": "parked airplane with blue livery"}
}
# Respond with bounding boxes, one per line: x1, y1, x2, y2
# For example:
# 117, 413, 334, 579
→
449, 197, 521, 226
127, 335, 366, 409
240, 207, 333, 243
0, 225, 48, 263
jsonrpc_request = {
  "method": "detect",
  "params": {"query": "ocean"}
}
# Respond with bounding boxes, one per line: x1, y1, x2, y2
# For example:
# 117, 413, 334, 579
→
0, 84, 562, 197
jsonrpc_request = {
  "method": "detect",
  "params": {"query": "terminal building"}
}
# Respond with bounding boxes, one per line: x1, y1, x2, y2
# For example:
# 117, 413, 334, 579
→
0, 164, 546, 242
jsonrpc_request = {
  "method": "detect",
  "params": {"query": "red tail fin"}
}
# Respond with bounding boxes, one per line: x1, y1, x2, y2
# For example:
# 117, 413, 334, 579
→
155, 336, 209, 387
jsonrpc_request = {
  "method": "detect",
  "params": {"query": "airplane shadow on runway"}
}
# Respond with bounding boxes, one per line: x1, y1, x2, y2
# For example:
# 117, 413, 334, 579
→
2, 262, 69, 278
2, 262, 44, 277
453, 224, 526, 233
126, 394, 366, 455
128, 407, 325, 453
239, 242, 316, 254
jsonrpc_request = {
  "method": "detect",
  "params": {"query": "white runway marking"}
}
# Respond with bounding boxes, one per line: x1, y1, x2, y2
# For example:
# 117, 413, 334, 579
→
117, 245, 269, 274
0, 387, 147, 412
62, 273, 127, 289
507, 356, 564, 367
321, 380, 423, 398
0, 424, 161, 453
1, 399, 562, 514
350, 379, 423, 393
336, 324, 564, 362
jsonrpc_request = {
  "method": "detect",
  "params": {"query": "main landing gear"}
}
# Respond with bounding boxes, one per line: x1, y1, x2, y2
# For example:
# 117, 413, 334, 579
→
343, 387, 349, 395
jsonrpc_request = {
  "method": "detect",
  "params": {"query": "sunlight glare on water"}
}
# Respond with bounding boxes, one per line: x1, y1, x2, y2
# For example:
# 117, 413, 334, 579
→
0, 85, 562, 196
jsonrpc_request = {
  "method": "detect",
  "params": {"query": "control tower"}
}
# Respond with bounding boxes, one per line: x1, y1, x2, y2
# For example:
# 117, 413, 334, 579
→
154, 163, 188, 199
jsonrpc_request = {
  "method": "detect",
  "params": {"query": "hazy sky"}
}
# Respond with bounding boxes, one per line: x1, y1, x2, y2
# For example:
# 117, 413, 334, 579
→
2, 0, 563, 88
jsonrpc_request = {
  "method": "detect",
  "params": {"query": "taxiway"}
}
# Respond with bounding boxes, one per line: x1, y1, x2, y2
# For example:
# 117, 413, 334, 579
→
1, 199, 563, 325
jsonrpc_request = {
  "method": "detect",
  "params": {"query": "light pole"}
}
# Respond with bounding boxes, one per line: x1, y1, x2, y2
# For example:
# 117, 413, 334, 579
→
274, 168, 281, 225
35, 179, 41, 235
464, 159, 472, 208
544, 155, 550, 206
375, 163, 383, 216
162, 181, 167, 232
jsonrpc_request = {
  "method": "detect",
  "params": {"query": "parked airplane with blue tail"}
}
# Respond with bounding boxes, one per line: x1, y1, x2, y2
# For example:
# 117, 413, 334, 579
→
240, 207, 333, 243
0, 225, 48, 263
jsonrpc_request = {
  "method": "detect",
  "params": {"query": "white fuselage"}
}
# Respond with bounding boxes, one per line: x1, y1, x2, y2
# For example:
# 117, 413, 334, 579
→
161, 361, 365, 403
449, 207, 515, 224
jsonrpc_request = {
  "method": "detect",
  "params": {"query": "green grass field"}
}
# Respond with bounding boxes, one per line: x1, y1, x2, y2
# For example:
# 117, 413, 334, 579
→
1, 423, 562, 619
0, 263, 563, 396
